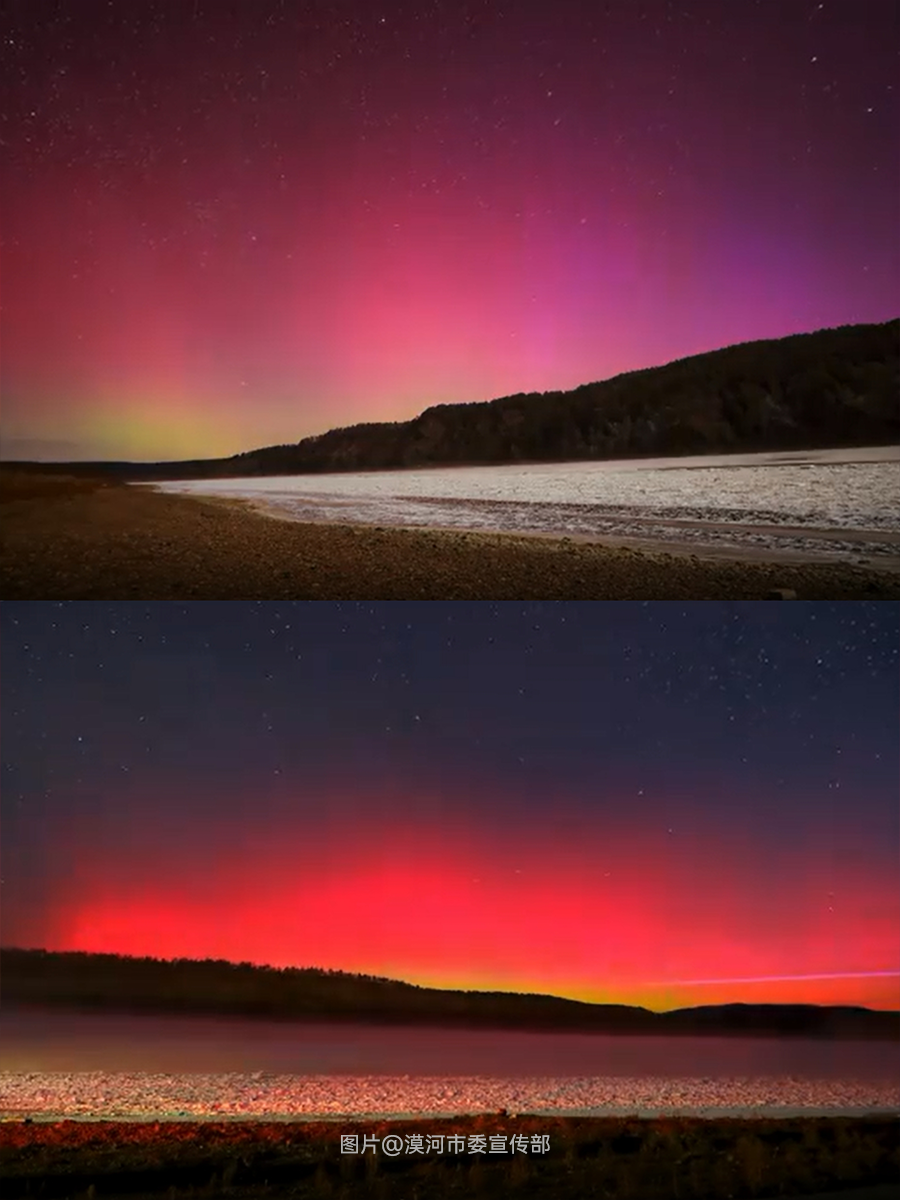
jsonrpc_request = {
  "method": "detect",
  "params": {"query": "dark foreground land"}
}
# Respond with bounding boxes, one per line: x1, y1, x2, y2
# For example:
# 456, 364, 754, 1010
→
4, 949, 899, 1041
1, 1114, 898, 1200
1, 471, 898, 600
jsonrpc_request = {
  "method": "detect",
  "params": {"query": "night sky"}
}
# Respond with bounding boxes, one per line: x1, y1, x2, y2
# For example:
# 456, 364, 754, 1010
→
2, 1, 898, 463
1, 601, 898, 1012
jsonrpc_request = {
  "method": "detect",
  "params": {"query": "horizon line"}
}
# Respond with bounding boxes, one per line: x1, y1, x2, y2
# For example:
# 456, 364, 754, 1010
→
3, 315, 897, 467
4, 947, 898, 1006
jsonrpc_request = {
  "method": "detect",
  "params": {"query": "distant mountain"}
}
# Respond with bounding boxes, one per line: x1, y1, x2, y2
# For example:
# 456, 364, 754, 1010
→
3, 318, 898, 480
2, 948, 897, 1040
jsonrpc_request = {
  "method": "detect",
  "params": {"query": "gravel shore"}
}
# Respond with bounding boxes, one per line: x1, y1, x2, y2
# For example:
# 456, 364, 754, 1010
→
2, 479, 899, 599
3, 1087, 897, 1200
2, 1072, 898, 1121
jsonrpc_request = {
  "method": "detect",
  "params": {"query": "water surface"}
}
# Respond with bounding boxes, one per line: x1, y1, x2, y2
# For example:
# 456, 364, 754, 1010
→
2, 1009, 897, 1079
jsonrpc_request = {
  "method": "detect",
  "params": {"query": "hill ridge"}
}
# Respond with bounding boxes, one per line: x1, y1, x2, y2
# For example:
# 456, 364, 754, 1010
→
2, 318, 898, 478
3, 948, 897, 1041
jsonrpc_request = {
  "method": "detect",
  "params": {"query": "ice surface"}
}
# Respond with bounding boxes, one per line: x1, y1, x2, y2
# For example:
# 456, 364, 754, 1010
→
138, 445, 900, 567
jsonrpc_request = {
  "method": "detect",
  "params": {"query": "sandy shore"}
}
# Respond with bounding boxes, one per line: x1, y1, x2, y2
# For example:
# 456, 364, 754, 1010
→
2, 476, 900, 599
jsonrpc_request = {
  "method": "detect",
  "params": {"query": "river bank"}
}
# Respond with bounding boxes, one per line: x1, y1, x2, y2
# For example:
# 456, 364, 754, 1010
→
2, 1112, 898, 1199
2, 472, 898, 599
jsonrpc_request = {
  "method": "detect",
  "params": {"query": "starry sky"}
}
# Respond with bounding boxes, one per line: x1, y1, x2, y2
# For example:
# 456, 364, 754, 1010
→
1, 0, 898, 464
1, 601, 898, 1012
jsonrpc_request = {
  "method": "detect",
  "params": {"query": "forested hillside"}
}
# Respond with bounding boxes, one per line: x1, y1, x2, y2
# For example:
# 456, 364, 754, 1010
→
4, 319, 897, 479
3, 948, 898, 1040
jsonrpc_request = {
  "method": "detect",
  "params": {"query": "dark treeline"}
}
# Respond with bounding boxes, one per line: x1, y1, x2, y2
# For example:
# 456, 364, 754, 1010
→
4, 318, 898, 479
2, 948, 897, 1040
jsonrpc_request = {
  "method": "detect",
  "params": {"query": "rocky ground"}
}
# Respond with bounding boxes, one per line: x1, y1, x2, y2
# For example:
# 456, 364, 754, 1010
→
2, 1070, 899, 1120
1, 473, 898, 599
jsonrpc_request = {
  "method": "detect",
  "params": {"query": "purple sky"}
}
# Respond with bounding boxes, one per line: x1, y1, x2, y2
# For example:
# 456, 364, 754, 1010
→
2, 0, 898, 461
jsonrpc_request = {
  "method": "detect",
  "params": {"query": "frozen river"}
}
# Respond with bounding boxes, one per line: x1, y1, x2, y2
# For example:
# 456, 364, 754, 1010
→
139, 445, 900, 569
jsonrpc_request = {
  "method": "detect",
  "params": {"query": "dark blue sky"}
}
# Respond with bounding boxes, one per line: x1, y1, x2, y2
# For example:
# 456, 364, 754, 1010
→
1, 601, 897, 1009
